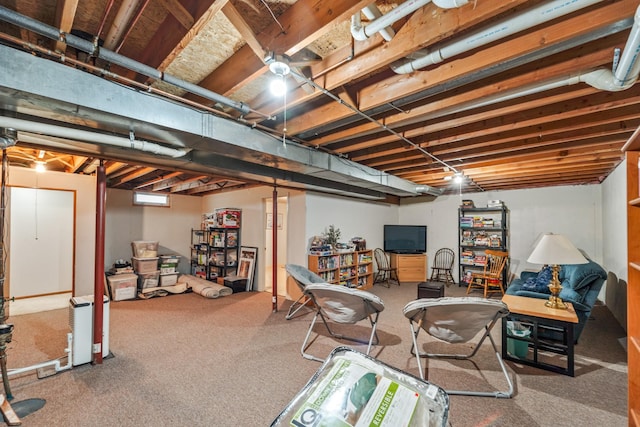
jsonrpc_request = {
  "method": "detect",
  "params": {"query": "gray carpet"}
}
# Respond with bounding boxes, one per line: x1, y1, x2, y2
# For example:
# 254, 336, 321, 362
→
1, 282, 628, 426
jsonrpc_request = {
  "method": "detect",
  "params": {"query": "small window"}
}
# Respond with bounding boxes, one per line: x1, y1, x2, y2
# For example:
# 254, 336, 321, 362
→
133, 191, 170, 207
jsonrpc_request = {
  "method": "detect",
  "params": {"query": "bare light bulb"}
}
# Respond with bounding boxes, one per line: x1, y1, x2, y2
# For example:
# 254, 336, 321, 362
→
35, 161, 46, 173
270, 75, 287, 96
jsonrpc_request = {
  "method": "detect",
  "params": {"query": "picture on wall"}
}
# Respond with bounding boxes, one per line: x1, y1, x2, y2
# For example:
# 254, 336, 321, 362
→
238, 246, 258, 291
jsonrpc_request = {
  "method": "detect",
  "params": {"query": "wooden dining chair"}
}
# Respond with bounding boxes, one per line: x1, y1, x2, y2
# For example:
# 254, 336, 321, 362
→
429, 248, 455, 286
466, 249, 509, 298
373, 248, 400, 287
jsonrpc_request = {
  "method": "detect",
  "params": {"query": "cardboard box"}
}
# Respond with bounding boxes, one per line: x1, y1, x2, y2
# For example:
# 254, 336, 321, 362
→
132, 257, 159, 274
107, 273, 137, 301
214, 208, 241, 228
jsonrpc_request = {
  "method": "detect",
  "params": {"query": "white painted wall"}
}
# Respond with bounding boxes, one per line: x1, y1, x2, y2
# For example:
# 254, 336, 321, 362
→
8, 167, 96, 296
400, 184, 603, 283
202, 186, 307, 292
306, 193, 399, 251
105, 188, 202, 275
8, 167, 623, 303
601, 160, 627, 285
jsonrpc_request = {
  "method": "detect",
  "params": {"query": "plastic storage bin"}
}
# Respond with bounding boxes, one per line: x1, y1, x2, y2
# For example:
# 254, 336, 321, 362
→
132, 257, 159, 274
131, 241, 159, 258
137, 270, 160, 289
507, 321, 531, 358
160, 273, 178, 286
106, 273, 138, 301
159, 255, 180, 274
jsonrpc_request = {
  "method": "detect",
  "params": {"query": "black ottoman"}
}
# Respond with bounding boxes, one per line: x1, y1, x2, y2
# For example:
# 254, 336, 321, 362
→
417, 281, 445, 299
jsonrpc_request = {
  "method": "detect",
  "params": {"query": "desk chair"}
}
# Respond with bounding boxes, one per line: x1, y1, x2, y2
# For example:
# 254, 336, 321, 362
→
403, 297, 513, 398
373, 248, 399, 287
300, 283, 385, 362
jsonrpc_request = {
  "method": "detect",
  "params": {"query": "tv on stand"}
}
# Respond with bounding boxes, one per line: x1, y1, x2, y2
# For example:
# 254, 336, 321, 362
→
383, 225, 427, 254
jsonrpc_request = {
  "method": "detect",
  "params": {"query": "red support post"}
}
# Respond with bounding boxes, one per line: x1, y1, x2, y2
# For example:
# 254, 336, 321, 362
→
93, 162, 106, 364
272, 186, 278, 312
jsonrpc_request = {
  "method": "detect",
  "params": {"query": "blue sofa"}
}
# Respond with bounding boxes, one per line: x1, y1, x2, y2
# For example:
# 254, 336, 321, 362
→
505, 259, 607, 343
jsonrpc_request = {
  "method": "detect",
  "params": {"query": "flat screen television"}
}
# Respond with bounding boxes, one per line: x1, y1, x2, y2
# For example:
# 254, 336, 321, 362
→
383, 225, 427, 254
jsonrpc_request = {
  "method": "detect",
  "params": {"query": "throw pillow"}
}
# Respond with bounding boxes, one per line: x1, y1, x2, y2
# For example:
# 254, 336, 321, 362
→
521, 266, 552, 294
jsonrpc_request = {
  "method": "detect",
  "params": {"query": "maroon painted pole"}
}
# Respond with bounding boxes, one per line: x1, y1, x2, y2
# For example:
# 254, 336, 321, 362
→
272, 186, 278, 312
93, 161, 106, 364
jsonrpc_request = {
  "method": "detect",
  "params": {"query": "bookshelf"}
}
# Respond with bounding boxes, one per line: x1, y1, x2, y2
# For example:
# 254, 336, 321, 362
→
190, 227, 240, 282
308, 249, 373, 289
623, 141, 640, 424
458, 205, 509, 287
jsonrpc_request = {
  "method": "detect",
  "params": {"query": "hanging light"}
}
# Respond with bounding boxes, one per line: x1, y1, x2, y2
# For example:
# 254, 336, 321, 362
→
270, 73, 287, 96
268, 56, 290, 97
34, 160, 46, 173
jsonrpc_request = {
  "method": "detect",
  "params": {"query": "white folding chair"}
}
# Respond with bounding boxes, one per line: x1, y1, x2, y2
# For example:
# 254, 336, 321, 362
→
301, 283, 385, 362
284, 264, 326, 320
403, 297, 514, 398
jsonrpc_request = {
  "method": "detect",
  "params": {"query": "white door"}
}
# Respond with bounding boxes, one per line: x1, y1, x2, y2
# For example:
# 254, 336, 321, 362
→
264, 196, 288, 297
9, 187, 74, 298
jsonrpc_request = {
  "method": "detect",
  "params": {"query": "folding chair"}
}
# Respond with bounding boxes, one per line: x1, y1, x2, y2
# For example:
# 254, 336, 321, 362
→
300, 283, 385, 362
403, 297, 514, 398
284, 264, 326, 320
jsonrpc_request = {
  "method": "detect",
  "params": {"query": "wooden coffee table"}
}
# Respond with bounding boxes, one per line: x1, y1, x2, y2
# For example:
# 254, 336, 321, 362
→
501, 294, 579, 376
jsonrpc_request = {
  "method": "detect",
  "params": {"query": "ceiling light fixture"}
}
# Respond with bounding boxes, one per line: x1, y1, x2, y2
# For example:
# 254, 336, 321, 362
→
34, 160, 46, 173
268, 58, 290, 97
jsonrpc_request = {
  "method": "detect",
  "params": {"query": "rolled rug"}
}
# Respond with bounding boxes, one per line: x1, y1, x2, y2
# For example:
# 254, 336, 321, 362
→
179, 275, 233, 298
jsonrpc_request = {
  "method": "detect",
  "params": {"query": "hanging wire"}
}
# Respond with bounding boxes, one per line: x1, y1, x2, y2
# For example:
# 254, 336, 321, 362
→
282, 74, 287, 147
259, 0, 286, 34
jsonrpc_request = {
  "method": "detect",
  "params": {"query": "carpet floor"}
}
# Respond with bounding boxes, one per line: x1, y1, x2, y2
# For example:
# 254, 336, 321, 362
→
1, 281, 628, 426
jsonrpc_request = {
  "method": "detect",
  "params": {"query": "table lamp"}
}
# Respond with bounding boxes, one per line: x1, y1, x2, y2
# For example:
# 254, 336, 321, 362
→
527, 233, 588, 309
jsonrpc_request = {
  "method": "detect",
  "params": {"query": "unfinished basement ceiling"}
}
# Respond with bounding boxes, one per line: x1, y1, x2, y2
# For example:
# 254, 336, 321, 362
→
0, 0, 638, 200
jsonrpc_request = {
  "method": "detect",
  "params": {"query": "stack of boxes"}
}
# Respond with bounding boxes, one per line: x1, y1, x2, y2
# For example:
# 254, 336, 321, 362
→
132, 241, 160, 292
159, 255, 181, 286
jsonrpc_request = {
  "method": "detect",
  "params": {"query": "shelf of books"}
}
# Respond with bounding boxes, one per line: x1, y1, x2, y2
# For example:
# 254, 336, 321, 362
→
308, 249, 373, 289
458, 203, 509, 287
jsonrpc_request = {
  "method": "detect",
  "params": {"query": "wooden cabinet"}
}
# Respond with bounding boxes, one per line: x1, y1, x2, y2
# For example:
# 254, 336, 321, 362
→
623, 144, 640, 425
308, 249, 373, 289
458, 205, 509, 287
390, 253, 427, 282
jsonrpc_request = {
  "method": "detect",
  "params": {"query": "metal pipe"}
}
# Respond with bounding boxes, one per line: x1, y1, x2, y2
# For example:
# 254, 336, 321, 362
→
0, 116, 190, 158
93, 162, 106, 364
0, 6, 251, 115
115, 0, 150, 53
104, 0, 141, 50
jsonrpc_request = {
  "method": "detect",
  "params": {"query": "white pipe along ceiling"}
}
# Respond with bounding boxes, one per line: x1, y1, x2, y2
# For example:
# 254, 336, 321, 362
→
391, 0, 605, 74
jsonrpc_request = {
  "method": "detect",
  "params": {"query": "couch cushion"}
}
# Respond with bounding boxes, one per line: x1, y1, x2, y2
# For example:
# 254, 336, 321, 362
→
521, 266, 552, 294
562, 260, 607, 291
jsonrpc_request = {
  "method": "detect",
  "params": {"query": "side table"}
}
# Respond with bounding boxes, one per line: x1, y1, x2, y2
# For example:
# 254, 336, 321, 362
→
501, 294, 579, 376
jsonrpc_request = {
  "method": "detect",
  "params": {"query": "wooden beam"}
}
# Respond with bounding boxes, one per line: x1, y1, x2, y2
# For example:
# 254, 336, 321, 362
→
158, 0, 195, 30
54, 0, 79, 53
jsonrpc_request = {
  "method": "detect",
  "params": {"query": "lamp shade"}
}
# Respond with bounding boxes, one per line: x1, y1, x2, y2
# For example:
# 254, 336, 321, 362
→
527, 233, 588, 265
